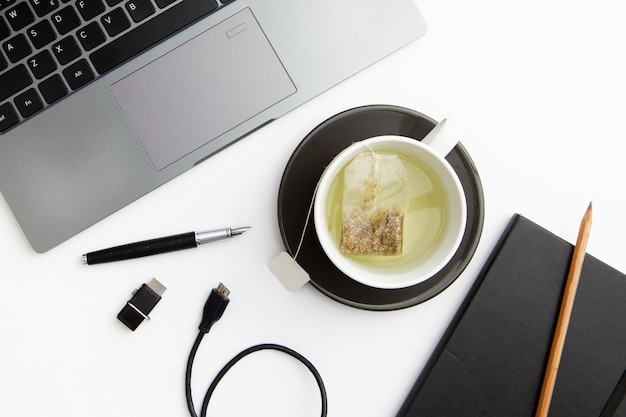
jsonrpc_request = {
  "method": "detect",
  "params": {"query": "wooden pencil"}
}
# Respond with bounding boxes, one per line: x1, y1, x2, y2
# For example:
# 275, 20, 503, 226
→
535, 202, 593, 417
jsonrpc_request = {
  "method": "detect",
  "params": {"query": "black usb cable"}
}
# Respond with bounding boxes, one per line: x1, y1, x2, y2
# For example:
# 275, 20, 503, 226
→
185, 283, 328, 417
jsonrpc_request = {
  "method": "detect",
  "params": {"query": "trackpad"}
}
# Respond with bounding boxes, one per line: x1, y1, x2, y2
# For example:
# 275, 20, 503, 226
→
111, 8, 296, 170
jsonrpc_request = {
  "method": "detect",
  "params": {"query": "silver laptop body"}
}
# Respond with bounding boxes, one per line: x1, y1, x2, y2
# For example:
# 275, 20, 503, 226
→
0, 0, 426, 252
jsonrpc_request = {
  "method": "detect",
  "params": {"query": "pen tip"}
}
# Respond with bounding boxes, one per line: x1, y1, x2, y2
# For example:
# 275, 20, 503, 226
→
231, 227, 251, 236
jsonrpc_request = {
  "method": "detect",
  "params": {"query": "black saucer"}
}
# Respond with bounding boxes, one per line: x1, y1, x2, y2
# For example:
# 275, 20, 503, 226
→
277, 105, 484, 310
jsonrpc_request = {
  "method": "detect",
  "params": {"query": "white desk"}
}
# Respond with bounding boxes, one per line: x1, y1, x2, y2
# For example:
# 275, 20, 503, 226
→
1, 1, 625, 415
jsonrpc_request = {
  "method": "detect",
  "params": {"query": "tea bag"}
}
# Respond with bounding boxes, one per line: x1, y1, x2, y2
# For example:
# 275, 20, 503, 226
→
341, 150, 408, 256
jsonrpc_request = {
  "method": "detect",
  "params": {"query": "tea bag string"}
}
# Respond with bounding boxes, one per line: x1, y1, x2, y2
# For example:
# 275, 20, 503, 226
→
364, 143, 383, 159
294, 178, 321, 259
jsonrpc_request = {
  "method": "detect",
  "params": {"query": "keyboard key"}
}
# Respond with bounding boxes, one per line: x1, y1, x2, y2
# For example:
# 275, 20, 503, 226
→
101, 7, 129, 37
154, 0, 175, 8
75, 0, 104, 20
62, 58, 93, 89
76, 21, 105, 50
5, 2, 34, 31
1, 16, 10, 40
125, 0, 154, 23
0, 52, 6, 69
51, 5, 80, 34
38, 73, 67, 103
1, 0, 18, 12
28, 48, 56, 78
27, 19, 57, 48
3, 33, 32, 62
105, 0, 122, 6
0, 102, 19, 133
0, 64, 32, 102
90, 0, 218, 74
14, 87, 43, 117
52, 35, 80, 64
28, 0, 59, 17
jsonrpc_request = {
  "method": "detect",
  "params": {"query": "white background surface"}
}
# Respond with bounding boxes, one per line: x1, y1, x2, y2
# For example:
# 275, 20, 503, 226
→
1, 1, 625, 416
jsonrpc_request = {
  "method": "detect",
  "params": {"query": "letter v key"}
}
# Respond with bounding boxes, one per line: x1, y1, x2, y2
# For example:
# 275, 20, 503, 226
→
101, 9, 130, 37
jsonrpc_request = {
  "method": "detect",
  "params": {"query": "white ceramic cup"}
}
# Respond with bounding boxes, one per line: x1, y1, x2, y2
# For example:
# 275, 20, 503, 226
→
313, 130, 467, 289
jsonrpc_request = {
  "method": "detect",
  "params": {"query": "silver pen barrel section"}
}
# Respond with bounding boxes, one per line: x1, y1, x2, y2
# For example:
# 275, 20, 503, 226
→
195, 227, 250, 245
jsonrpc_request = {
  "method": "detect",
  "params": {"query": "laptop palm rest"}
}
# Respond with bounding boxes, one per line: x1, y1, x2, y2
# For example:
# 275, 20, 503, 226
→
111, 8, 296, 170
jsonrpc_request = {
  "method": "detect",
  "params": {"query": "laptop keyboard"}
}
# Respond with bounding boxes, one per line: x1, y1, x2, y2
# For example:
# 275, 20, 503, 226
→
0, 0, 234, 133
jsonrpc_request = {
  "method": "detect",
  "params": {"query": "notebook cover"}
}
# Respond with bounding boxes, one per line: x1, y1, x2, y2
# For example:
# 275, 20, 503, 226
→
397, 214, 626, 417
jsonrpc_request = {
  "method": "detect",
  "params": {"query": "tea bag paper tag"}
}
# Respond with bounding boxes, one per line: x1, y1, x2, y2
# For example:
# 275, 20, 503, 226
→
269, 251, 310, 291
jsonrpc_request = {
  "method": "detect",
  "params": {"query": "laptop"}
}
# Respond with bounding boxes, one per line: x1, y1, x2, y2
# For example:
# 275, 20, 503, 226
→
0, 0, 426, 252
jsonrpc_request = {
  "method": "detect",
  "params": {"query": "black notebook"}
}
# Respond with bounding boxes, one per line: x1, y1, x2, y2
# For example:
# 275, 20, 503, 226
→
397, 214, 626, 417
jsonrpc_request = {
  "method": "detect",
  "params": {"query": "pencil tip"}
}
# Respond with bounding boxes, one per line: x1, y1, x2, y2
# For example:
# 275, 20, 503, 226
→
583, 202, 593, 224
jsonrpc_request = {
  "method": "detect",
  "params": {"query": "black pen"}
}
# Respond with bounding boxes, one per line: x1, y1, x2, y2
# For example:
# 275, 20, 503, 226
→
83, 227, 250, 265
